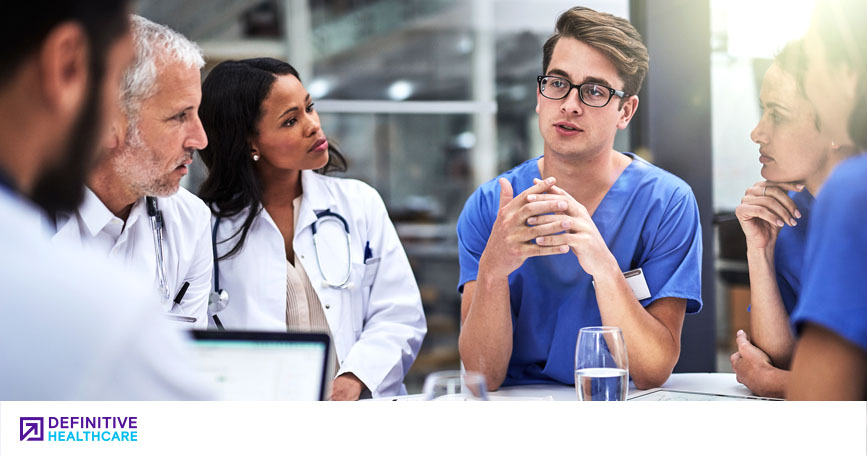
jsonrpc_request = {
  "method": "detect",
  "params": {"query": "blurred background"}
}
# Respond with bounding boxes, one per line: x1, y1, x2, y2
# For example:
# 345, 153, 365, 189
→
137, 0, 816, 392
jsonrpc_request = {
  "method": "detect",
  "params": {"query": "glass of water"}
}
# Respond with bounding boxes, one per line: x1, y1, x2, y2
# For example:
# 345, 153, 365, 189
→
575, 326, 629, 401
422, 371, 489, 401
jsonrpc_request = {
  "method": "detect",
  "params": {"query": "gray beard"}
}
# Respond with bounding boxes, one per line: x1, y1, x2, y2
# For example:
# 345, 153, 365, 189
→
112, 125, 184, 197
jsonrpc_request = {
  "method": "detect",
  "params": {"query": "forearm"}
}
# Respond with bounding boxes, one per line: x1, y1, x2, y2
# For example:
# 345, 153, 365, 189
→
458, 272, 514, 390
751, 365, 789, 399
593, 265, 680, 389
732, 330, 791, 398
788, 324, 867, 400
746, 248, 795, 366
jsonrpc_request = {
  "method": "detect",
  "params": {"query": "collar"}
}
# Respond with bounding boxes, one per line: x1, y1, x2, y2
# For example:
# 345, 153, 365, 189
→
295, 170, 339, 233
78, 188, 148, 237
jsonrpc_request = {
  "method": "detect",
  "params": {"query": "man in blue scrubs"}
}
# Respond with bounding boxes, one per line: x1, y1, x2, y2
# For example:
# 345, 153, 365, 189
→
457, 6, 702, 390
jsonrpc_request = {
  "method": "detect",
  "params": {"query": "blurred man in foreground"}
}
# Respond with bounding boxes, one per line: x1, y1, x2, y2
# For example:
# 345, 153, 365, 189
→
0, 2, 210, 399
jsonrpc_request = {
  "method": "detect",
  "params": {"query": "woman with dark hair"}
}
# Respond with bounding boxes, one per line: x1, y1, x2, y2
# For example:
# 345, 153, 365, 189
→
787, 0, 867, 400
198, 58, 426, 400
729, 40, 856, 398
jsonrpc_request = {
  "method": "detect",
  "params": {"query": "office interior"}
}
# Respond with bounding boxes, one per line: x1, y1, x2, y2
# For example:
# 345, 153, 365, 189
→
139, 0, 815, 393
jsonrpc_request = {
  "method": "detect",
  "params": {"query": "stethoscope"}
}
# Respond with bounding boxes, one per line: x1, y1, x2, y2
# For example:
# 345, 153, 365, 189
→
210, 215, 230, 329
147, 197, 199, 324
208, 208, 354, 325
145, 197, 171, 306
311, 209, 353, 289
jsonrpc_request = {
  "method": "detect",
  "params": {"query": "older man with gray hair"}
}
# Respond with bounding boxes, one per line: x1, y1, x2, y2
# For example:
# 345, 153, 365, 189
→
54, 15, 212, 327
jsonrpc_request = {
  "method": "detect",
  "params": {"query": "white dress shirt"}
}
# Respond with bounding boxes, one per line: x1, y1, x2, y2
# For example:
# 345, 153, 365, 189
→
53, 187, 212, 328
0, 185, 213, 400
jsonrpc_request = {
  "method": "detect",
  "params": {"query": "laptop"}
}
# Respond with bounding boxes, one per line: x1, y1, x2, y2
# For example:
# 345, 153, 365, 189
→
189, 330, 331, 401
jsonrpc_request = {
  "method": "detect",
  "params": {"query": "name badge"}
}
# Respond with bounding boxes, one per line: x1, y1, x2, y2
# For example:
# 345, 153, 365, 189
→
592, 268, 652, 301
624, 268, 651, 301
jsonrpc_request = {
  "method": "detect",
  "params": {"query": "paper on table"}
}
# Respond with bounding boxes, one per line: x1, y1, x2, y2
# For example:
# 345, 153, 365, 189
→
629, 388, 780, 401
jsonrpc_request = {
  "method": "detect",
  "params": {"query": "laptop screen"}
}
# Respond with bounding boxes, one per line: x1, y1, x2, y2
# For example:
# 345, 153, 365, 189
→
189, 330, 331, 401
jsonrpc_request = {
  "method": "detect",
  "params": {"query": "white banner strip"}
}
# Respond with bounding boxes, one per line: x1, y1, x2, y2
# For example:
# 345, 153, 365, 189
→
1, 401, 865, 455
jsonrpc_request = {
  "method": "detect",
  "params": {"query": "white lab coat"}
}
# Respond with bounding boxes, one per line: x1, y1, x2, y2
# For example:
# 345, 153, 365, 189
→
52, 187, 212, 328
212, 170, 427, 397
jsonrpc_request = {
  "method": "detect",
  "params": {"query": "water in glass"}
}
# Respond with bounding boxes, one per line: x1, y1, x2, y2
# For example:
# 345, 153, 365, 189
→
574, 326, 629, 401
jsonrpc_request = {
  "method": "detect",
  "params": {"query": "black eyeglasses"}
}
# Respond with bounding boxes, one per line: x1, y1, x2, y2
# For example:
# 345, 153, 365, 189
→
537, 75, 628, 108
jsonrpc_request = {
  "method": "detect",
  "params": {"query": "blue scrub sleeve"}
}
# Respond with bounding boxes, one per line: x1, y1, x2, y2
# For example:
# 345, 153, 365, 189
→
638, 190, 703, 314
792, 159, 867, 351
771, 190, 812, 315
457, 186, 497, 293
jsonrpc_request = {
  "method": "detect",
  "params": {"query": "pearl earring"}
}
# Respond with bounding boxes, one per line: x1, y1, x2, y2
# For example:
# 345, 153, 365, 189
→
252, 153, 260, 162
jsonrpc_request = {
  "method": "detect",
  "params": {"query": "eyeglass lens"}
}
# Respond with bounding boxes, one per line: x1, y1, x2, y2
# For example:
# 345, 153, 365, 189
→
540, 76, 613, 107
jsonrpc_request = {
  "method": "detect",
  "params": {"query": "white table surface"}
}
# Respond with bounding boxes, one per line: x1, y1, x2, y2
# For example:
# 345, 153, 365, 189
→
381, 373, 758, 401
491, 373, 754, 401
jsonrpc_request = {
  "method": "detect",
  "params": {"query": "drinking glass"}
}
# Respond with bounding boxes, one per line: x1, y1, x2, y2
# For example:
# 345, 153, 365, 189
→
422, 371, 489, 401
575, 326, 629, 401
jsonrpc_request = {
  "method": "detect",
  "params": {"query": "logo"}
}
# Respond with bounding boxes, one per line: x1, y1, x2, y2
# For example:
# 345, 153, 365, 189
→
18, 416, 138, 443
20, 417, 44, 441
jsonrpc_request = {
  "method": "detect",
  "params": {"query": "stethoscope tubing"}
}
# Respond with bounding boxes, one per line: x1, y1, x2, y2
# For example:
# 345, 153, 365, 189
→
146, 196, 171, 305
311, 209, 353, 289
209, 208, 355, 328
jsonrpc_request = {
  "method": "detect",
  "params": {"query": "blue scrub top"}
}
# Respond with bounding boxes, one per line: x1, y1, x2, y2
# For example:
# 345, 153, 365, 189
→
457, 153, 703, 386
774, 190, 814, 315
792, 154, 867, 351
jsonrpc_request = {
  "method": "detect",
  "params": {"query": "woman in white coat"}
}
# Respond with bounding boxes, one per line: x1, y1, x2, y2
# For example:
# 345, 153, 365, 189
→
197, 58, 426, 400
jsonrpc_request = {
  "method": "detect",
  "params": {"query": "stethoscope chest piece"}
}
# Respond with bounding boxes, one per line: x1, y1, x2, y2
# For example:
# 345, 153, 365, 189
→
208, 288, 229, 316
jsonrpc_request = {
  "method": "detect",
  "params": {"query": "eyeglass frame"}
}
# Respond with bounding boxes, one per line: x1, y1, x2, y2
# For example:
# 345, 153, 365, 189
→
536, 75, 629, 108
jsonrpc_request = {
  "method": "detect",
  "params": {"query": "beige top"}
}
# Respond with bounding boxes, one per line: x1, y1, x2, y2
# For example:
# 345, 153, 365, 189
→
284, 256, 330, 332
285, 196, 339, 378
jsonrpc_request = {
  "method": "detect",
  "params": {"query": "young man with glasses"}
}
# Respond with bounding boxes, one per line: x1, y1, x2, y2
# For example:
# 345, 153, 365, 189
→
457, 6, 702, 391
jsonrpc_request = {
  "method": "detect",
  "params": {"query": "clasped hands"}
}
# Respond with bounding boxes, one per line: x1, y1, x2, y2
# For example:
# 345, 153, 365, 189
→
479, 176, 615, 278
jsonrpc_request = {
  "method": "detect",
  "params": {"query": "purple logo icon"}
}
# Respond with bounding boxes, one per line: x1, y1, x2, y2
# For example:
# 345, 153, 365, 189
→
20, 417, 44, 441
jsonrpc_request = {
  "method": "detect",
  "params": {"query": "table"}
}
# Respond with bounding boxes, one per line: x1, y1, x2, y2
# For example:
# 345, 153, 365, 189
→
490, 373, 754, 401
380, 373, 759, 401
